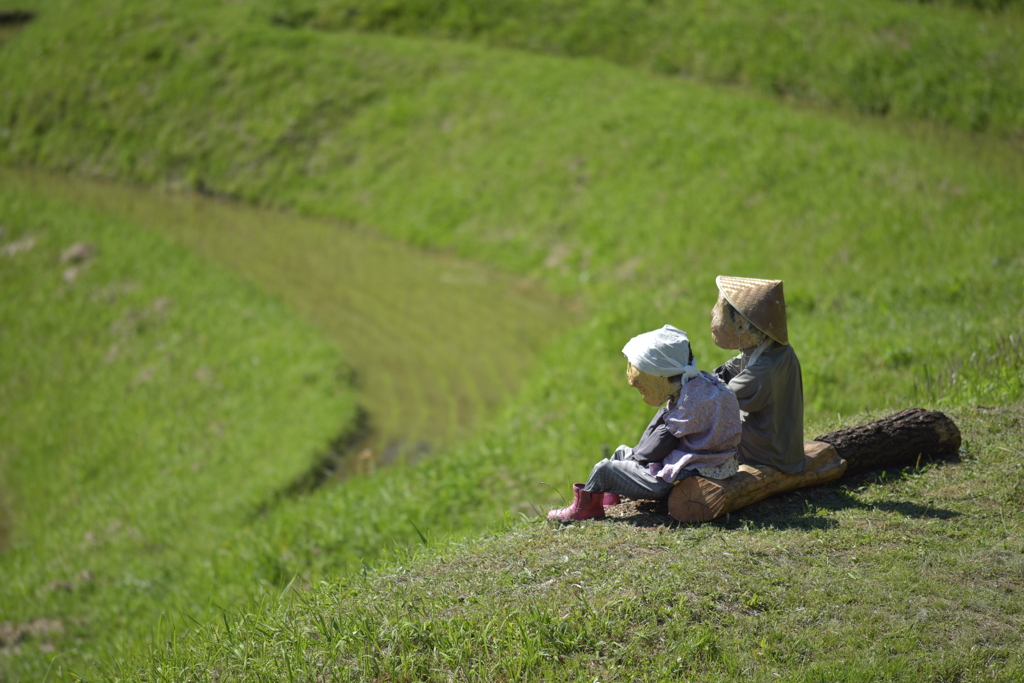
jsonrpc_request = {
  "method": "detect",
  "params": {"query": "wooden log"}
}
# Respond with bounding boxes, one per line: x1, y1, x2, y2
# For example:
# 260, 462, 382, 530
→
666, 408, 962, 523
814, 407, 961, 474
668, 441, 847, 523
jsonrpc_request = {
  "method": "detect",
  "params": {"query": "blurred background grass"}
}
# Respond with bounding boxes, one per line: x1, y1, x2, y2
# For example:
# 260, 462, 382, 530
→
3, 0, 1021, 416
259, 0, 1024, 138
3, 168, 573, 461
0, 184, 357, 674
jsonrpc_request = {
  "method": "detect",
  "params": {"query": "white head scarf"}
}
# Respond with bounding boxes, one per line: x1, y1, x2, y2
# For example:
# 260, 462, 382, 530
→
621, 325, 700, 383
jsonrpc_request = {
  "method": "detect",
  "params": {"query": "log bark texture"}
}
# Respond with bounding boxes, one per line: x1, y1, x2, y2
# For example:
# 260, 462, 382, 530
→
814, 407, 961, 475
667, 408, 961, 523
668, 441, 847, 523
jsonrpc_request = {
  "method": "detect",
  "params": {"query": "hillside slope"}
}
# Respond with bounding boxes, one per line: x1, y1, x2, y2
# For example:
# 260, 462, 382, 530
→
1, 0, 1023, 679
0, 183, 357, 678
109, 403, 1024, 682
1, 0, 1022, 417
256, 0, 1024, 138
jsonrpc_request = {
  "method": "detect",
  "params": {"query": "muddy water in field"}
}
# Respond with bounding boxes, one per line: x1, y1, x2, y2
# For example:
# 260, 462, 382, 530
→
2, 168, 578, 478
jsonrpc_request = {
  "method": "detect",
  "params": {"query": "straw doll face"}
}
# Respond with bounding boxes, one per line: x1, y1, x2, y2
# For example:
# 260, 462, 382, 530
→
710, 294, 764, 351
626, 363, 678, 406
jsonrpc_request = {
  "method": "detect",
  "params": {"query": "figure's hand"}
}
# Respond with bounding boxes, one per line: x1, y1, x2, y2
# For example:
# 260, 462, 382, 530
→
713, 364, 732, 383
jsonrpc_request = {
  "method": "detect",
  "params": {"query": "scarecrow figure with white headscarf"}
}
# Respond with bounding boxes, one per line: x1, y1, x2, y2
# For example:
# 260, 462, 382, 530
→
547, 325, 742, 522
711, 276, 805, 475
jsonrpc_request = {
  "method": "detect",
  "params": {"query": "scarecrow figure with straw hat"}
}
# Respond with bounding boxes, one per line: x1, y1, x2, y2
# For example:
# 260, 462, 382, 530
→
711, 276, 805, 475
548, 325, 742, 522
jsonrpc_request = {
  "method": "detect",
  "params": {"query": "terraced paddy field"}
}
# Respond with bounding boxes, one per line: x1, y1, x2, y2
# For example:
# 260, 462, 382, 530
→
1, 0, 1024, 680
0, 172, 569, 678
0, 180, 362, 677
2, 168, 575, 465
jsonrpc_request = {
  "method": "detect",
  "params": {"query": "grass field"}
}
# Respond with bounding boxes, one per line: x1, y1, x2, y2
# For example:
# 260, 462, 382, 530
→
0, 183, 358, 676
257, 0, 1024, 139
1, 0, 1023, 679
2, 0, 1022, 416
2, 167, 573, 461
104, 405, 1024, 683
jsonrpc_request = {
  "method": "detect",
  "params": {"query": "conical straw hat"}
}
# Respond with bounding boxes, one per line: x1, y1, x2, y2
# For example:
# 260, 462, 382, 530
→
715, 276, 788, 345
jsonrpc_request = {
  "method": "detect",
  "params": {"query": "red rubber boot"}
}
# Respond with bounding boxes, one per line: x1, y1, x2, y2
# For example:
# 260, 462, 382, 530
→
547, 484, 606, 522
603, 493, 621, 508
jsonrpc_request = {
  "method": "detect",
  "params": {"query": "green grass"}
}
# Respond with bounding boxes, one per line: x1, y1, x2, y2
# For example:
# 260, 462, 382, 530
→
1, 167, 573, 460
901, 0, 1024, 9
105, 404, 1024, 682
256, 0, 1024, 139
1, 0, 1022, 419
2, 0, 1024, 679
0, 185, 358, 677
0, 170, 571, 680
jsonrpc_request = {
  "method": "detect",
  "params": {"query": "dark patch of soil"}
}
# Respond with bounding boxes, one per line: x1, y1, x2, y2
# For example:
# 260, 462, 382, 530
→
0, 618, 62, 656
59, 242, 95, 264
255, 406, 377, 516
605, 498, 677, 528
267, 403, 438, 510
0, 11, 34, 26
0, 10, 33, 48
283, 405, 375, 495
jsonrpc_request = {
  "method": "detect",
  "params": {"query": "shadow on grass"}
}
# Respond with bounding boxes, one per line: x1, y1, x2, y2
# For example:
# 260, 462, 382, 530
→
253, 403, 441, 519
606, 457, 962, 530
729, 486, 960, 531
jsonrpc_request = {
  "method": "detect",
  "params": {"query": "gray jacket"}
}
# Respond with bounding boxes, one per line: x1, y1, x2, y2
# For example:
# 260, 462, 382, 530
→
716, 343, 805, 474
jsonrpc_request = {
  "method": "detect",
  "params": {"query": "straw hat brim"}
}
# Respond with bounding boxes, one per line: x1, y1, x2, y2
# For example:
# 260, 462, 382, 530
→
716, 275, 789, 345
